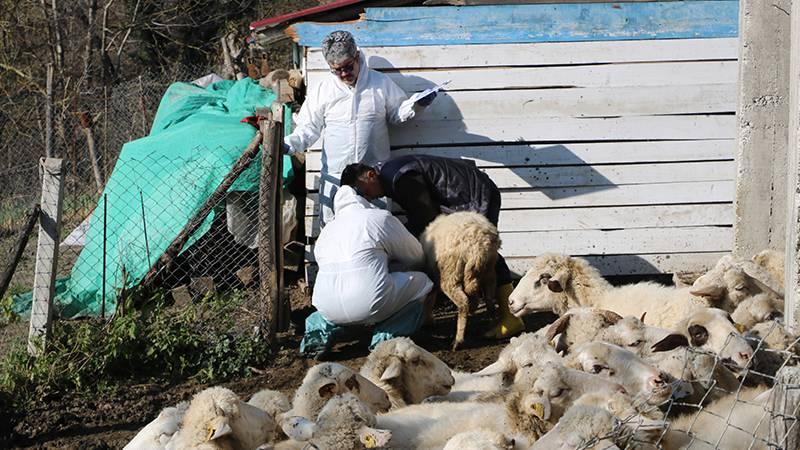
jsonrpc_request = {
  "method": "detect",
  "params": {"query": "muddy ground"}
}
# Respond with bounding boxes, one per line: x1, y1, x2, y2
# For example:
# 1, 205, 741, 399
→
1, 283, 557, 450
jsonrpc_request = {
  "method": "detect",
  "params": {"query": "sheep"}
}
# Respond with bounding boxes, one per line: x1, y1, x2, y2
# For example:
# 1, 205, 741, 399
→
645, 347, 741, 406
278, 393, 392, 450
248, 389, 292, 438
752, 249, 785, 288
166, 386, 274, 450
650, 307, 754, 372
508, 253, 714, 329
541, 307, 632, 355
732, 293, 784, 329
660, 386, 773, 450
565, 342, 673, 406
430, 333, 561, 402
443, 429, 516, 450
124, 401, 188, 450
691, 254, 783, 311
358, 337, 455, 408
420, 211, 501, 350
289, 362, 391, 421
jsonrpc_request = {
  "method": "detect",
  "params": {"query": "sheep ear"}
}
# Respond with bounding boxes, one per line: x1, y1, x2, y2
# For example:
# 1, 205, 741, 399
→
545, 314, 572, 343
380, 358, 403, 382
651, 334, 690, 353
547, 270, 569, 293
281, 416, 317, 441
345, 374, 360, 392
600, 310, 623, 324
690, 282, 725, 300
688, 324, 709, 346
474, 360, 509, 377
207, 417, 233, 441
318, 382, 338, 398
358, 426, 392, 448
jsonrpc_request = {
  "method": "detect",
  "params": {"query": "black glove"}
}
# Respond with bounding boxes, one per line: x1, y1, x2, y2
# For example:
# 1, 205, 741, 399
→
416, 91, 437, 107
281, 143, 292, 155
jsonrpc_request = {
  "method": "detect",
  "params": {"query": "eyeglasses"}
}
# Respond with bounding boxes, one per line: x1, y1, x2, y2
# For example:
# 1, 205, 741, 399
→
329, 60, 356, 75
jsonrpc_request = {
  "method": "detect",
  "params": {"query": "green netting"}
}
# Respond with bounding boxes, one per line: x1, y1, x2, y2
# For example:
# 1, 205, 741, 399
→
13, 78, 293, 318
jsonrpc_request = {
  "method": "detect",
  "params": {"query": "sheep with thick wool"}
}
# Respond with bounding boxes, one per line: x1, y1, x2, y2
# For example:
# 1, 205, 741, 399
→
443, 429, 516, 450
692, 254, 784, 310
509, 253, 731, 329
420, 211, 501, 350
165, 386, 274, 450
124, 402, 188, 450
359, 337, 455, 408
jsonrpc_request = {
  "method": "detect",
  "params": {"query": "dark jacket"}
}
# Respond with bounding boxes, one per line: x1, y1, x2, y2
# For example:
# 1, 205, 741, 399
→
377, 154, 500, 236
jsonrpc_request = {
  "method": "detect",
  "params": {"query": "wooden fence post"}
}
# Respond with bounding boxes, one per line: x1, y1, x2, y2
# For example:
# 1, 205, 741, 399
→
258, 108, 280, 345
45, 64, 54, 158
28, 158, 64, 356
769, 366, 800, 448
0, 204, 41, 300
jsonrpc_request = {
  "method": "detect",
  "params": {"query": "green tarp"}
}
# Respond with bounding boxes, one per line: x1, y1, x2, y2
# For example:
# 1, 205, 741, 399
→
14, 78, 292, 318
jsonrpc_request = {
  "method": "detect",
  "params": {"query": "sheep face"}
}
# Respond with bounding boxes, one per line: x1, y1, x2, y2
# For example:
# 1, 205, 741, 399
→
731, 293, 783, 329
651, 308, 754, 370
509, 254, 579, 316
545, 308, 623, 354
691, 255, 782, 310
523, 364, 627, 423
567, 342, 672, 406
295, 363, 391, 420
364, 338, 455, 405
474, 333, 561, 382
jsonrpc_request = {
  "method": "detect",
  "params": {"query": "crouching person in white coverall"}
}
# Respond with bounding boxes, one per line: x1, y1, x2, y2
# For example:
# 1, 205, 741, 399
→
301, 186, 433, 358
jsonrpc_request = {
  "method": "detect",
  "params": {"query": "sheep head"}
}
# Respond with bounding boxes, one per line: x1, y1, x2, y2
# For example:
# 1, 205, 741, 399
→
691, 255, 782, 310
361, 337, 454, 406
567, 342, 672, 406
545, 308, 623, 354
293, 363, 391, 421
731, 293, 784, 329
474, 333, 560, 383
651, 308, 754, 371
509, 254, 609, 317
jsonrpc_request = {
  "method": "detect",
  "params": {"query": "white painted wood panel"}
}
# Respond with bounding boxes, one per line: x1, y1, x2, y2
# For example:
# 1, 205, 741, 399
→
305, 38, 739, 70
505, 252, 729, 277
304, 140, 735, 171
306, 160, 736, 190
304, 204, 733, 238
306, 61, 739, 92
305, 181, 735, 216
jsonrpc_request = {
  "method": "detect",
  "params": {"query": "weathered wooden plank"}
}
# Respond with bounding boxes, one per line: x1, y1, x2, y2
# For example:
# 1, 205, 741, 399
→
305, 204, 733, 238
304, 140, 735, 171
306, 160, 736, 190
505, 252, 729, 276
291, 2, 738, 47
409, 84, 735, 120
380, 115, 737, 147
306, 61, 739, 92
305, 38, 739, 70
305, 180, 736, 215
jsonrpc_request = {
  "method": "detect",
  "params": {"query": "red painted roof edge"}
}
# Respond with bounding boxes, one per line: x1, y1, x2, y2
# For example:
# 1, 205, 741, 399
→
250, 0, 366, 30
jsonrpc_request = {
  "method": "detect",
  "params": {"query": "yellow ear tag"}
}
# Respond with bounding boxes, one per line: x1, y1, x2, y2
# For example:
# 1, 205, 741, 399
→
531, 403, 545, 419
735, 323, 747, 333
363, 433, 377, 448
206, 427, 215, 441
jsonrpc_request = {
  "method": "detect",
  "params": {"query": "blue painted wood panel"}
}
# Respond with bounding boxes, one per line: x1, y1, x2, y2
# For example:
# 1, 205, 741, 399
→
290, 1, 738, 47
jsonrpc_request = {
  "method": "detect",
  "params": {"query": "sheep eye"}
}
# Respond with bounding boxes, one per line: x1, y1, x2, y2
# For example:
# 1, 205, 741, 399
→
591, 364, 604, 374
734, 284, 746, 291
628, 340, 643, 347
539, 273, 552, 283
522, 362, 534, 368
553, 388, 569, 397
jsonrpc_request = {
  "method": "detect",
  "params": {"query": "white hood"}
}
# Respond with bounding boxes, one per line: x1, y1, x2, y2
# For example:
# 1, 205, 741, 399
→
333, 185, 377, 215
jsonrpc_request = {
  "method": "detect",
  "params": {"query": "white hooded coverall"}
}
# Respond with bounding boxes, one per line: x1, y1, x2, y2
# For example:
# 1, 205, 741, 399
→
284, 51, 416, 223
312, 186, 433, 325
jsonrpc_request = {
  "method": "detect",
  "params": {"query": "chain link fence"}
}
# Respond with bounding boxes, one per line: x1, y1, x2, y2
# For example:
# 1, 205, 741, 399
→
1, 66, 299, 328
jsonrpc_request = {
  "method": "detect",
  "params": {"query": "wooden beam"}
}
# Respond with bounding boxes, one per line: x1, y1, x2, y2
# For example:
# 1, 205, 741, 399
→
258, 108, 280, 345
28, 158, 64, 356
0, 204, 40, 300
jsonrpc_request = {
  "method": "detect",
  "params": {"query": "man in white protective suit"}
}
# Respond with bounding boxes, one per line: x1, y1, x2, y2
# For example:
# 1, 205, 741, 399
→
282, 30, 436, 224
300, 185, 434, 358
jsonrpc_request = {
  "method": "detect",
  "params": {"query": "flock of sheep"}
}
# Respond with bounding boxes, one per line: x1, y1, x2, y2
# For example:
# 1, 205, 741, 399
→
123, 211, 798, 449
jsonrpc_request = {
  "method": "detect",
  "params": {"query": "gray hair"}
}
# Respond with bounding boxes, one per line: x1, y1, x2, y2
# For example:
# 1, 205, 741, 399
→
321, 30, 357, 65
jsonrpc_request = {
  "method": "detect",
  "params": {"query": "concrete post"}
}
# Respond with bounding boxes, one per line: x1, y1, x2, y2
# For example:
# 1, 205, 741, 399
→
785, 0, 800, 334
733, 0, 792, 259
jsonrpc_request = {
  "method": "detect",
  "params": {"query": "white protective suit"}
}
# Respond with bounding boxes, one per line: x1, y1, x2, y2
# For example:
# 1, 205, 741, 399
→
284, 50, 418, 223
312, 186, 433, 325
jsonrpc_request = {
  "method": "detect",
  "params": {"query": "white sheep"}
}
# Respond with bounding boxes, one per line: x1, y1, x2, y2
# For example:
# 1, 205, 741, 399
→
691, 254, 783, 311
166, 386, 274, 450
565, 342, 673, 406
278, 393, 392, 450
508, 253, 714, 329
540, 307, 627, 354
124, 402, 188, 450
248, 389, 292, 438
443, 429, 516, 450
420, 211, 501, 350
433, 333, 561, 402
752, 249, 785, 288
289, 362, 391, 421
359, 337, 455, 408
650, 307, 754, 371
660, 386, 773, 450
732, 293, 784, 329
645, 347, 741, 406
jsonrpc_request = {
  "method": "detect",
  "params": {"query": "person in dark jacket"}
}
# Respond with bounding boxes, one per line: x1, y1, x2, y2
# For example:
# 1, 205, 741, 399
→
339, 154, 524, 339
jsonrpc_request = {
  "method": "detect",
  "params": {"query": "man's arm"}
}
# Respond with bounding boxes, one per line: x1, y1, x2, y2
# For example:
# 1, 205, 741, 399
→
393, 172, 441, 236
380, 214, 426, 270
284, 83, 325, 153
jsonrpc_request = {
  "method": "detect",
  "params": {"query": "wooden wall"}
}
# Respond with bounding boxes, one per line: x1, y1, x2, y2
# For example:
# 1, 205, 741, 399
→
296, 1, 739, 278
